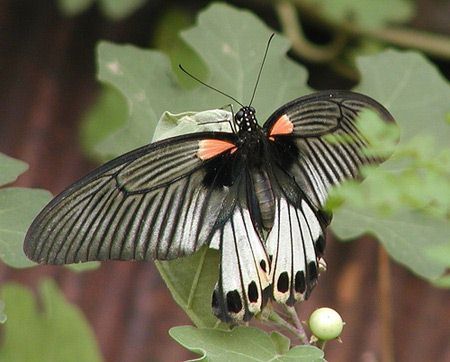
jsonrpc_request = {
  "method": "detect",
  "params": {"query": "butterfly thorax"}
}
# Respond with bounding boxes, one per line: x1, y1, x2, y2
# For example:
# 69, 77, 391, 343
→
233, 106, 275, 230
234, 106, 266, 159
235, 106, 259, 133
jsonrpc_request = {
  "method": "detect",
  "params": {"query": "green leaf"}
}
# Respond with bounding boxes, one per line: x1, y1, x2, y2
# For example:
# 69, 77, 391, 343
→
0, 280, 102, 362
330, 49, 450, 281
156, 247, 227, 329
57, 0, 147, 19
169, 326, 324, 362
153, 6, 206, 88
80, 86, 128, 162
0, 153, 53, 268
355, 50, 450, 155
270, 331, 291, 355
426, 241, 450, 287
98, 0, 147, 20
432, 275, 450, 288
66, 261, 101, 272
0, 187, 52, 268
301, 0, 414, 28
57, 0, 94, 16
91, 3, 309, 158
0, 153, 28, 187
332, 208, 449, 279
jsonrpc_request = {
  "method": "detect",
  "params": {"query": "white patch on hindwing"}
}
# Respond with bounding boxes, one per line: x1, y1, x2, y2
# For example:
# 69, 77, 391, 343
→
210, 207, 270, 321
267, 197, 321, 304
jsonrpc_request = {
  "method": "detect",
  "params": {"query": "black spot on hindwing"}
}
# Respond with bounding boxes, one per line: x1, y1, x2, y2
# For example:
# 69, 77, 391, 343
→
226, 290, 243, 313
260, 259, 267, 272
295, 271, 306, 294
315, 235, 326, 255
248, 281, 258, 303
277, 272, 289, 293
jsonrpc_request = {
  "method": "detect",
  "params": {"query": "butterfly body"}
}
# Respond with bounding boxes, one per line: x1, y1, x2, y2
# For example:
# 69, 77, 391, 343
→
24, 90, 394, 323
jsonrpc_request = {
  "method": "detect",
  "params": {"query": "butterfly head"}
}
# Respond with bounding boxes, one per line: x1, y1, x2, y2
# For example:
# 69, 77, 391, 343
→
235, 106, 258, 133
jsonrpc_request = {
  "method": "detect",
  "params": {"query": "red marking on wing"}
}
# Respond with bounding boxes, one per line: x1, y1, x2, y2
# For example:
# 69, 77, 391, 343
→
197, 139, 237, 160
269, 114, 294, 137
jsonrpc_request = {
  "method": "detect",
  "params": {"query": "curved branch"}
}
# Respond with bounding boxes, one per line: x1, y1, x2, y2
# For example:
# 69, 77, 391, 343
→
290, 0, 450, 60
275, 0, 349, 63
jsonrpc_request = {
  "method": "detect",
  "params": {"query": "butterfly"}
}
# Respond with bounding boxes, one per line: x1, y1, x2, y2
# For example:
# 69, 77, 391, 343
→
23, 37, 395, 323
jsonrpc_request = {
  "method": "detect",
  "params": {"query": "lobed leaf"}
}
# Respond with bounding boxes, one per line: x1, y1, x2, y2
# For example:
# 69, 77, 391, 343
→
0, 280, 102, 361
330, 49, 450, 281
0, 153, 52, 268
0, 153, 28, 187
169, 325, 324, 362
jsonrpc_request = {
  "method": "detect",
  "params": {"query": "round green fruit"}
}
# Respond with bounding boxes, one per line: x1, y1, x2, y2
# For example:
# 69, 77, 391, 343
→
309, 307, 344, 341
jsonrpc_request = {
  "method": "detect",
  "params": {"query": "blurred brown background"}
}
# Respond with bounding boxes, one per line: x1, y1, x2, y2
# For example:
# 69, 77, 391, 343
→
0, 1, 449, 361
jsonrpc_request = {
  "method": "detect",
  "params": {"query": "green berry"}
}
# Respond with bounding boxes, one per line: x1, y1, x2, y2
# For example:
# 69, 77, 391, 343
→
309, 307, 344, 341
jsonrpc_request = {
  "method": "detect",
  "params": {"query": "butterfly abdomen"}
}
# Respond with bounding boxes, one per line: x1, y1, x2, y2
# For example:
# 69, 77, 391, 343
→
252, 169, 275, 230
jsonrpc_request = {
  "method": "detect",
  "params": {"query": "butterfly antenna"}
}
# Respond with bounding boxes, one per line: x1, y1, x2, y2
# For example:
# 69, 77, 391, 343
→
178, 64, 244, 107
249, 33, 275, 107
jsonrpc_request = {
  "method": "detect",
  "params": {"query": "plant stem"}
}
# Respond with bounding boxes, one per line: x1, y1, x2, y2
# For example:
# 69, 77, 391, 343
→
378, 245, 395, 362
316, 339, 327, 351
284, 305, 310, 345
268, 310, 310, 344
275, 0, 348, 63
289, 0, 450, 60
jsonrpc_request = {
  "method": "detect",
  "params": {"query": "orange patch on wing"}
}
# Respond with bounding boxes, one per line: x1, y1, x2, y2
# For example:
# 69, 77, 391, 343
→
197, 139, 237, 160
269, 114, 294, 137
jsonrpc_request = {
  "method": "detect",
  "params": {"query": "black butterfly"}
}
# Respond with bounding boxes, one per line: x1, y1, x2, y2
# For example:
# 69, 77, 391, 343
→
23, 39, 394, 323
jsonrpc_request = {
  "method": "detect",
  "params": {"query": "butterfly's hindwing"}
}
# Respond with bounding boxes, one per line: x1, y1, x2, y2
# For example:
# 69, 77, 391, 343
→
266, 197, 324, 304
210, 174, 271, 322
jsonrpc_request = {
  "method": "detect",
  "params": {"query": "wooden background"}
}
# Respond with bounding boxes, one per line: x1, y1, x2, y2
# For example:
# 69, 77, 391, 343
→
0, 1, 449, 361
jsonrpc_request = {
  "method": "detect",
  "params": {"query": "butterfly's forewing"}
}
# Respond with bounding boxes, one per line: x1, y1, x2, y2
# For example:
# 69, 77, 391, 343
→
24, 132, 238, 264
264, 90, 395, 208
264, 90, 394, 303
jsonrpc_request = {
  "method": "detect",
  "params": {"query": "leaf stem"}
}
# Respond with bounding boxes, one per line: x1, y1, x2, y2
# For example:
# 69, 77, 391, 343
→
268, 310, 310, 345
316, 339, 327, 351
378, 245, 395, 362
283, 305, 310, 345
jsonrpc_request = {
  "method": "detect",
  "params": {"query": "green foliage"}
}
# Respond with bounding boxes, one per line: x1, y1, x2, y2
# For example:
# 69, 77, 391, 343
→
170, 326, 324, 361
0, 280, 101, 362
300, 0, 414, 28
58, 0, 147, 19
426, 243, 450, 288
0, 153, 99, 271
77, 0, 450, 356
77, 5, 450, 340
80, 86, 128, 161
328, 50, 450, 281
0, 153, 52, 268
0, 153, 28, 186
153, 7, 207, 88
91, 3, 309, 159
156, 247, 227, 329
